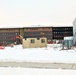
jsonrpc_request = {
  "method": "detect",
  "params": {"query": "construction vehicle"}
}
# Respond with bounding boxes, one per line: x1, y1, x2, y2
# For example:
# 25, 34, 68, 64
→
15, 35, 24, 44
11, 35, 23, 43
10, 35, 24, 47
11, 35, 47, 49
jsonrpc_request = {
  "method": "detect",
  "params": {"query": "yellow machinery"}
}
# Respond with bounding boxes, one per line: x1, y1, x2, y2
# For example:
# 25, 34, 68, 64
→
15, 35, 24, 44
12, 35, 47, 49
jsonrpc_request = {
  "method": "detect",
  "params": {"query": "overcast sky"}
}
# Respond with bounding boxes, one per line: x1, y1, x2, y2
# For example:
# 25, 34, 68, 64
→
0, 0, 76, 27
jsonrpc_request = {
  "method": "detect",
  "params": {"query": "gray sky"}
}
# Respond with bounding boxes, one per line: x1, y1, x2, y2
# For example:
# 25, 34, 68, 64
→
0, 0, 76, 27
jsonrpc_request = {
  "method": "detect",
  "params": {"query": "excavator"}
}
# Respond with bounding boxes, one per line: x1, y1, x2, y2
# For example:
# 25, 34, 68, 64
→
12, 35, 24, 43
16, 35, 24, 44
10, 35, 24, 47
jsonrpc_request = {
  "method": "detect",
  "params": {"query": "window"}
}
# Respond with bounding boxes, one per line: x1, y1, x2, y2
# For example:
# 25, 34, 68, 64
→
26, 28, 28, 30
41, 39, 45, 43
31, 39, 35, 43
16, 33, 18, 35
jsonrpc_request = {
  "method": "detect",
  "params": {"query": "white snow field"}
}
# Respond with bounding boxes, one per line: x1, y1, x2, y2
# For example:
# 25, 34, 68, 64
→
0, 44, 76, 63
0, 44, 76, 75
0, 67, 76, 75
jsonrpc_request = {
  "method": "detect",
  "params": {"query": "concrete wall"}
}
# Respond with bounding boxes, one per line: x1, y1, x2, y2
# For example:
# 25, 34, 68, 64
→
73, 18, 76, 45
22, 38, 47, 48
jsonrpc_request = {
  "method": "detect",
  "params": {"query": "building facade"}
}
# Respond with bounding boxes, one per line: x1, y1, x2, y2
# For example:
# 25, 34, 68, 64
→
0, 28, 20, 45
52, 27, 73, 40
23, 27, 52, 40
0, 26, 73, 46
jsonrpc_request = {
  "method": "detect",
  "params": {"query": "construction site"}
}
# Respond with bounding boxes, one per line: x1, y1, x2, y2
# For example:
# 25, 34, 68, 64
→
0, 18, 76, 50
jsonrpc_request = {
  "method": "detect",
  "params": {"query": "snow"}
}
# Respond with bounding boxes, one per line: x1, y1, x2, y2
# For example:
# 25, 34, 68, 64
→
0, 67, 76, 75
0, 44, 76, 63
0, 44, 76, 75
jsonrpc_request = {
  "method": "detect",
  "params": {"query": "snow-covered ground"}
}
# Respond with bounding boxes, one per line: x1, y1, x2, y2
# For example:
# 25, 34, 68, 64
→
0, 44, 76, 63
0, 44, 76, 75
0, 67, 76, 75
0, 44, 75, 63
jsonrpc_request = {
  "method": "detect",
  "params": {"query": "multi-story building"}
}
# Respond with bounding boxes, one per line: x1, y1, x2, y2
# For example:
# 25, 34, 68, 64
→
23, 26, 52, 40
52, 26, 73, 40
0, 28, 20, 45
0, 26, 73, 46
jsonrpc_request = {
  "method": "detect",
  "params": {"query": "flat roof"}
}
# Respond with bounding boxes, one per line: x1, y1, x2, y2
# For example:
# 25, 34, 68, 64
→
0, 24, 73, 29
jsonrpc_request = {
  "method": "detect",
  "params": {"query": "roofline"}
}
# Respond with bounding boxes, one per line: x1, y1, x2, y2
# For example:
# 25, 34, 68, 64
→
52, 26, 73, 28
0, 25, 73, 29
